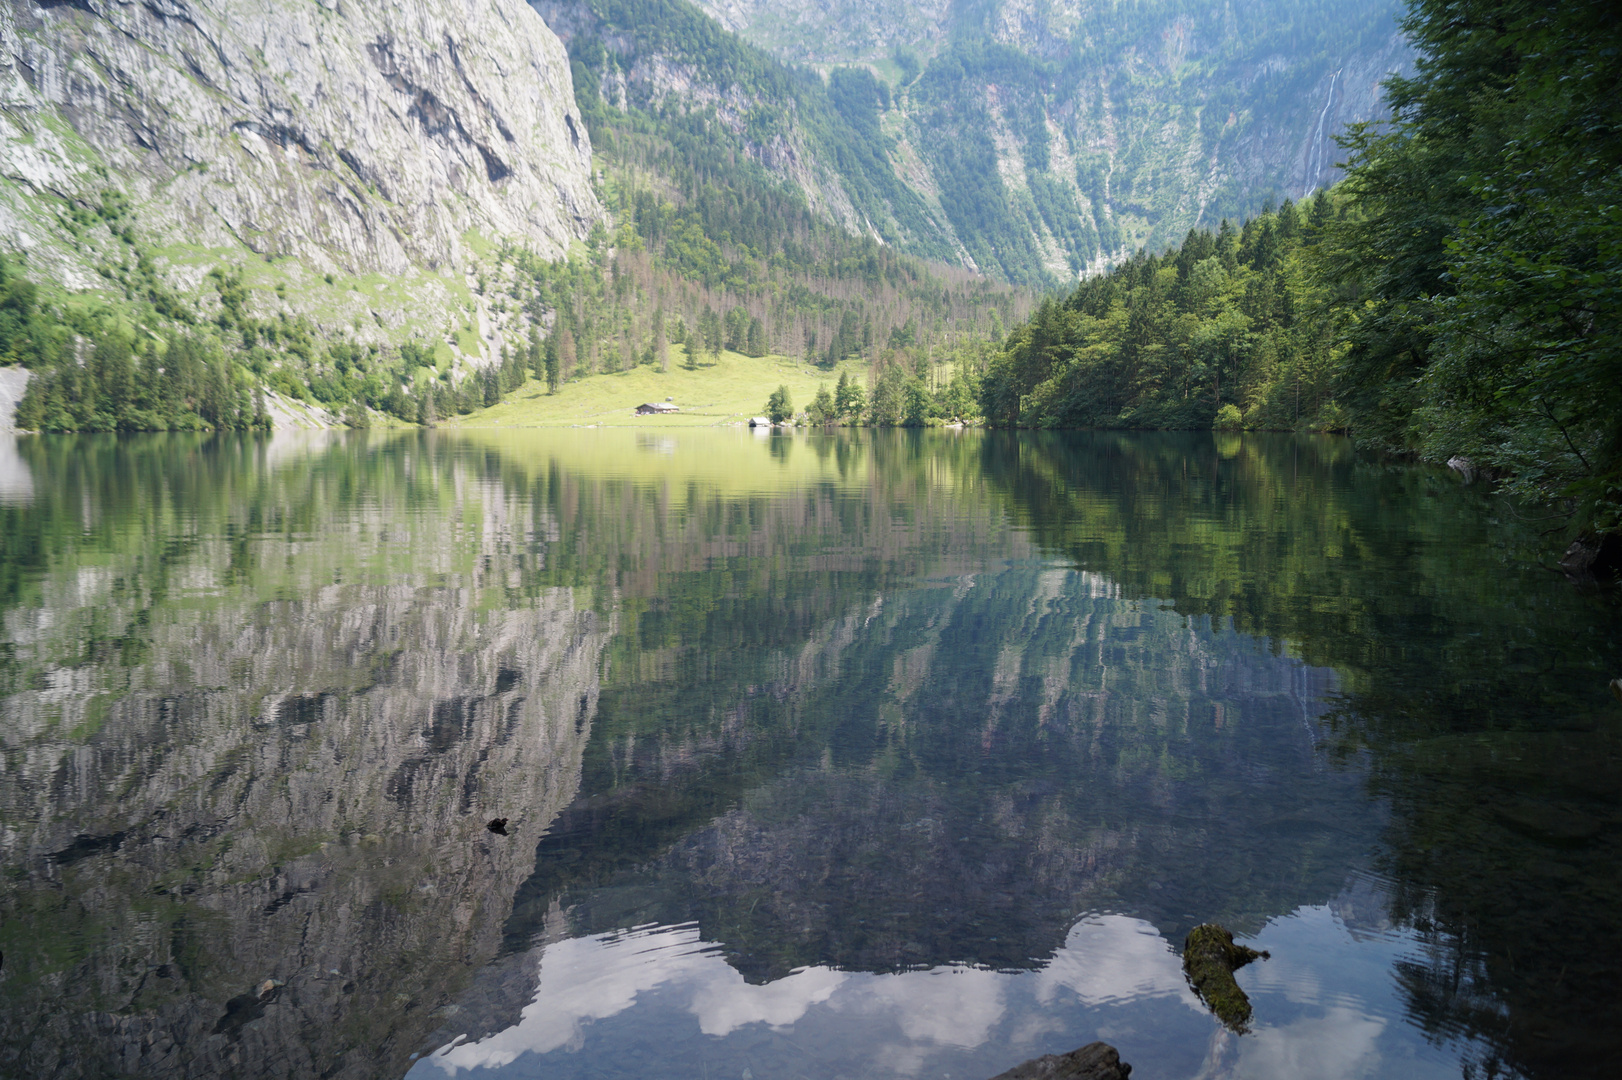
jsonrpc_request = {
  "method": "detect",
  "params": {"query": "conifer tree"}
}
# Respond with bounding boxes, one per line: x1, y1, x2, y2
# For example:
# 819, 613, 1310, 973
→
808, 383, 835, 425
834, 370, 866, 421
544, 333, 560, 394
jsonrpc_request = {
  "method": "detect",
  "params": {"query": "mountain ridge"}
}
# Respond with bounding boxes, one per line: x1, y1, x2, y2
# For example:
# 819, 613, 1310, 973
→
685, 0, 1414, 282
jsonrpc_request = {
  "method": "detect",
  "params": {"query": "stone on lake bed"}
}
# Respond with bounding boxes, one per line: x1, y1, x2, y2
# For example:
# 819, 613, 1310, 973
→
987, 1041, 1131, 1079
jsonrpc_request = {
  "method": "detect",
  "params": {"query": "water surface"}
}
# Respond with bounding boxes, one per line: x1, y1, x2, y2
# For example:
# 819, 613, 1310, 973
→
1, 430, 1617, 1080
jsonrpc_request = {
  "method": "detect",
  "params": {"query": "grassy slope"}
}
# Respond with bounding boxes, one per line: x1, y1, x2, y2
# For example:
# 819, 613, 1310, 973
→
446, 343, 862, 428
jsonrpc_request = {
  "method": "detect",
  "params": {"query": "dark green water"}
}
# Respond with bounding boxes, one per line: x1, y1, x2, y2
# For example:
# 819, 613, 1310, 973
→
0, 429, 1617, 1080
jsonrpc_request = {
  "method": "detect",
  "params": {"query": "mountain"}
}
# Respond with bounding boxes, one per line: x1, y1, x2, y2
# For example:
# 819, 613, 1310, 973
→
0, 0, 1410, 433
0, 0, 598, 277
0, 0, 1026, 434
684, 0, 1413, 283
1, 0, 598, 358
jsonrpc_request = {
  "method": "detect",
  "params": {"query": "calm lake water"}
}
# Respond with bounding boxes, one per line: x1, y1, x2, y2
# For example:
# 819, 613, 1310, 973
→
0, 429, 1617, 1080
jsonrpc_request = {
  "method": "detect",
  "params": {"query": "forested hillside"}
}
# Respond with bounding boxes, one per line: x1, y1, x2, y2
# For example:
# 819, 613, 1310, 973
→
979, 192, 1345, 432
528, 0, 1028, 391
985, 0, 1621, 566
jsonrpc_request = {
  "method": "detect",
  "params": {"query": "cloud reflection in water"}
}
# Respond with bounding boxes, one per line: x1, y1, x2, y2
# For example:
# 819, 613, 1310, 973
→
424, 915, 1198, 1077
421, 907, 1483, 1080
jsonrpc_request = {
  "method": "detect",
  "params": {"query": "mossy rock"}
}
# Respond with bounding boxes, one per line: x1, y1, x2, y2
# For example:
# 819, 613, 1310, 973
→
1183, 923, 1269, 1032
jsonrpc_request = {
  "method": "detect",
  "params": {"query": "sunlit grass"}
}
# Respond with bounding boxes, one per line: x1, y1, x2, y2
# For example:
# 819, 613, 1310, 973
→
445, 343, 859, 428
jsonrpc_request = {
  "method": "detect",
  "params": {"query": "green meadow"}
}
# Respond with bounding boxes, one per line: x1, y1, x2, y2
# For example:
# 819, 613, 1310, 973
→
446, 344, 863, 428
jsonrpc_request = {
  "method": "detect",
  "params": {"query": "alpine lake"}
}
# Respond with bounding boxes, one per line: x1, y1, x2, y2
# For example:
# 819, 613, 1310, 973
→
1, 428, 1617, 1080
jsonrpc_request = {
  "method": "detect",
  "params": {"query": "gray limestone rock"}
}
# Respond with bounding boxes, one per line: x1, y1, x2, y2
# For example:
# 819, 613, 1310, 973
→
1, 0, 601, 284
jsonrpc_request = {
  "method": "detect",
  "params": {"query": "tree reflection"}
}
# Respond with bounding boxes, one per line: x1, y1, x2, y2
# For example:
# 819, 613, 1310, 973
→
1, 429, 1615, 1079
973, 430, 1622, 1080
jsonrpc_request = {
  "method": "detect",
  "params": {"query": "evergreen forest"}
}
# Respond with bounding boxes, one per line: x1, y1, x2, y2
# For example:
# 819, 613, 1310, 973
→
979, 193, 1346, 433
983, 0, 1621, 560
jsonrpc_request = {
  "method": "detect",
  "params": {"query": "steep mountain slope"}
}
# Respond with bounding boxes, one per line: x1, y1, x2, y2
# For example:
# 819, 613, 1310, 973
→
530, 0, 957, 260
506, 0, 1025, 388
1, 0, 598, 337
691, 0, 1413, 282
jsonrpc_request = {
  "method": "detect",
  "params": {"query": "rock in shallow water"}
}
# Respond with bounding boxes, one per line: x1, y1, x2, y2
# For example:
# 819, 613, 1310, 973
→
987, 1041, 1131, 1079
1183, 922, 1269, 1032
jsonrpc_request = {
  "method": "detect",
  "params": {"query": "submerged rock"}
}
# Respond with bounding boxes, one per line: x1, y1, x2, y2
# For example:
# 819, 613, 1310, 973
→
988, 1041, 1131, 1080
1183, 923, 1269, 1032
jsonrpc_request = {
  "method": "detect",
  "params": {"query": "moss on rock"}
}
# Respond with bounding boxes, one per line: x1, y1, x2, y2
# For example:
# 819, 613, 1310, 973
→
1183, 923, 1269, 1032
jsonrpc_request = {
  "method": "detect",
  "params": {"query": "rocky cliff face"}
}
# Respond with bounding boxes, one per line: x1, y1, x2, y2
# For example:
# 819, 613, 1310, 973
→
0, 0, 599, 293
686, 0, 1413, 279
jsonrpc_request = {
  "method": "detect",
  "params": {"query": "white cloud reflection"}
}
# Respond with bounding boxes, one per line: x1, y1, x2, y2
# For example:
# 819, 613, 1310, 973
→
1237, 1007, 1388, 1080
1037, 914, 1205, 1009
426, 914, 1194, 1076
427, 924, 846, 1072
423, 907, 1471, 1080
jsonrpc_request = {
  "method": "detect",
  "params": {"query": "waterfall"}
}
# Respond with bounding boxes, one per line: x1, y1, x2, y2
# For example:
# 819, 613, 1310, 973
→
1302, 70, 1340, 199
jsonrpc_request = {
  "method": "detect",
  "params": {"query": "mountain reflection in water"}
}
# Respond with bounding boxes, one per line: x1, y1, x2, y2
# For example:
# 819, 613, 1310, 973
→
0, 429, 1617, 1080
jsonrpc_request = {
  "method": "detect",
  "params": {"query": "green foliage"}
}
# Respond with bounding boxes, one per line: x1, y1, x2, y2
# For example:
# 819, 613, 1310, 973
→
980, 201, 1343, 431
765, 384, 793, 423
833, 370, 865, 421
807, 383, 835, 425
1328, 0, 1622, 541
865, 364, 936, 427
544, 332, 561, 394
3, 257, 268, 433
0, 250, 472, 432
